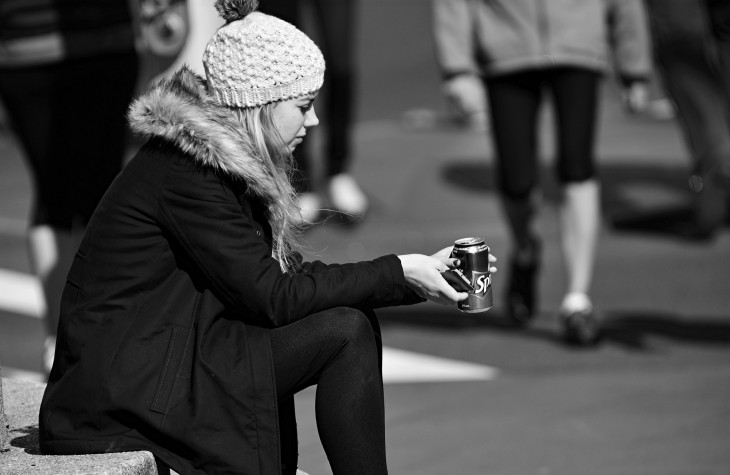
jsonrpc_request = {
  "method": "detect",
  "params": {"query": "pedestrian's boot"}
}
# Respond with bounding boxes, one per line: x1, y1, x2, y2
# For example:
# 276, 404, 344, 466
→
505, 236, 541, 327
683, 169, 730, 240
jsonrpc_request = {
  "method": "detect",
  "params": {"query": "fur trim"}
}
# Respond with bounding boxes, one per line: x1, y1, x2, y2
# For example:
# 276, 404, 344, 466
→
128, 66, 279, 206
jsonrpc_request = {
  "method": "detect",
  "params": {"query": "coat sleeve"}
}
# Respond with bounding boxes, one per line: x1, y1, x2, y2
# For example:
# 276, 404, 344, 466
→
301, 259, 426, 305
432, 0, 480, 77
157, 163, 412, 328
605, 0, 653, 84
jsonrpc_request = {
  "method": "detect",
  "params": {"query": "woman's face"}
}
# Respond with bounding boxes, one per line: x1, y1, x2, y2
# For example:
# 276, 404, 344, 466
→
272, 92, 319, 152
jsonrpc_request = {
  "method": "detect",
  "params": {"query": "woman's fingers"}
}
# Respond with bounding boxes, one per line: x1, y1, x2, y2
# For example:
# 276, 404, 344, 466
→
489, 253, 498, 274
399, 252, 486, 305
432, 246, 454, 260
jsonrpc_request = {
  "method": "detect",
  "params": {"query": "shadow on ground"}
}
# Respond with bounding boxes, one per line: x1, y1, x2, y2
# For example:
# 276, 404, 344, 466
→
10, 426, 41, 455
441, 158, 729, 239
600, 312, 730, 349
379, 304, 730, 351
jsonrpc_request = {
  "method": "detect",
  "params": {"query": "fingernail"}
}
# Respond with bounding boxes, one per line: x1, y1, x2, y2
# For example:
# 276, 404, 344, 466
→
454, 259, 461, 267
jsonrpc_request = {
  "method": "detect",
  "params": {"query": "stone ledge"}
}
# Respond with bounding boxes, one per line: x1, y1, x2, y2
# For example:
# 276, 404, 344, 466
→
0, 378, 158, 475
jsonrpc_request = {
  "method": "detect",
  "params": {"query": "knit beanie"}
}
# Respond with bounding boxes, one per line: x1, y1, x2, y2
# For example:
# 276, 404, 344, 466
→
203, 0, 325, 108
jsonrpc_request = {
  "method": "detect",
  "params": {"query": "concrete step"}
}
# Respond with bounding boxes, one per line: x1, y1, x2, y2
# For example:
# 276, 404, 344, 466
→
0, 377, 159, 475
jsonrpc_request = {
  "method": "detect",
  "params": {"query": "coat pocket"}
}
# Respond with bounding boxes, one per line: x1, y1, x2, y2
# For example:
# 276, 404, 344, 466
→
150, 324, 189, 414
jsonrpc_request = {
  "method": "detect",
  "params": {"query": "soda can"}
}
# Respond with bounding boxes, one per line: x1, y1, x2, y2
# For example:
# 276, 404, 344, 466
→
451, 237, 493, 313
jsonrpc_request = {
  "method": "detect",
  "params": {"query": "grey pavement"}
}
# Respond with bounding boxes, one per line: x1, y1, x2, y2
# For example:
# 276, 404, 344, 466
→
288, 97, 730, 474
1, 377, 158, 475
2, 1, 730, 474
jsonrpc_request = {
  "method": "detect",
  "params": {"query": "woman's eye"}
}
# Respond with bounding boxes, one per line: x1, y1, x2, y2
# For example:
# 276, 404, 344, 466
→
299, 102, 313, 113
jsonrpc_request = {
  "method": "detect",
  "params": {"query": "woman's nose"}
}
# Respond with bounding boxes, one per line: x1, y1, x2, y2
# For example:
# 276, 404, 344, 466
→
304, 107, 319, 128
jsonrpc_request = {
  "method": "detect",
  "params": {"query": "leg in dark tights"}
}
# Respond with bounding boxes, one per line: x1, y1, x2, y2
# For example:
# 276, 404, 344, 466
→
310, 0, 357, 177
270, 307, 387, 475
486, 71, 542, 252
257, 0, 358, 187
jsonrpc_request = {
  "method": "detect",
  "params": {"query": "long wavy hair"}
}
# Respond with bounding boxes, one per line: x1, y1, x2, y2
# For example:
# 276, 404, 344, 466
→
232, 103, 304, 273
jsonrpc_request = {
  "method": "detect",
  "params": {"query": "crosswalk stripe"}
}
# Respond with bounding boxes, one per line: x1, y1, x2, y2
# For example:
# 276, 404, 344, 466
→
0, 268, 44, 318
382, 347, 497, 384
0, 367, 45, 383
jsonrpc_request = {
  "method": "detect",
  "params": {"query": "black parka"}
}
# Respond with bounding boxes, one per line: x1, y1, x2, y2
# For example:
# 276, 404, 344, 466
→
39, 67, 417, 474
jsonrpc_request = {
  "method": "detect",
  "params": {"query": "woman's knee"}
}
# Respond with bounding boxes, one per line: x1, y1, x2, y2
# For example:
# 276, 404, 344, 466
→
557, 150, 596, 184
329, 307, 376, 347
558, 165, 596, 184
497, 161, 537, 199
322, 308, 383, 381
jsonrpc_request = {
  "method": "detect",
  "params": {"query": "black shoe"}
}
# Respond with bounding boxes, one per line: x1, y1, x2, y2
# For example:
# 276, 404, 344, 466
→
561, 308, 600, 346
504, 237, 541, 327
688, 171, 729, 239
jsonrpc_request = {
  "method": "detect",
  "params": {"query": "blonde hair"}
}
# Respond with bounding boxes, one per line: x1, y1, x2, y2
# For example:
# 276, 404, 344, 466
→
233, 104, 303, 273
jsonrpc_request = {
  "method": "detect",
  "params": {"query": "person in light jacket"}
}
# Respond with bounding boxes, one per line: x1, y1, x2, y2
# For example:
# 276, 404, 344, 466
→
432, 0, 651, 345
38, 1, 496, 474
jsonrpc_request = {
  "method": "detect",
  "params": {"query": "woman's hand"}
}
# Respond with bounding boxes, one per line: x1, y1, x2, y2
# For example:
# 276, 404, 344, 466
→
398, 247, 499, 306
622, 81, 650, 115
443, 74, 487, 119
398, 252, 466, 305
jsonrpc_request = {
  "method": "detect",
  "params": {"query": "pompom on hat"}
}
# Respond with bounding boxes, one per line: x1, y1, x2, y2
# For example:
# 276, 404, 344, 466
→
204, 0, 325, 108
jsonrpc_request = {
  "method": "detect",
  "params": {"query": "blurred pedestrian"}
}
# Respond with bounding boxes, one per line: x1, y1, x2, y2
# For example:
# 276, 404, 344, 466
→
39, 1, 497, 473
644, 0, 730, 239
0, 0, 139, 374
259, 0, 369, 223
432, 0, 652, 345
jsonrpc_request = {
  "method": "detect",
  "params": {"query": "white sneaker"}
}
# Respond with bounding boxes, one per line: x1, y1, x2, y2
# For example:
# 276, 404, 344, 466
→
295, 192, 323, 225
560, 292, 592, 315
328, 173, 368, 219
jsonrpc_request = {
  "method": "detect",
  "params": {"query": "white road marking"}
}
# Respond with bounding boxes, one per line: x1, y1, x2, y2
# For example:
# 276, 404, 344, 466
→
382, 347, 497, 384
0, 268, 44, 318
1, 367, 45, 383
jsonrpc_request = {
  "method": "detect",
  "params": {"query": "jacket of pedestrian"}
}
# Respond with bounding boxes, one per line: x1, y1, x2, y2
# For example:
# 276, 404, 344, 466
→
38, 67, 417, 475
432, 0, 651, 83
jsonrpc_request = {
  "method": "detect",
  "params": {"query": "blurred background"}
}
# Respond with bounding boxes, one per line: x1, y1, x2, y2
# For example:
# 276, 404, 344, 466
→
1, 1, 729, 474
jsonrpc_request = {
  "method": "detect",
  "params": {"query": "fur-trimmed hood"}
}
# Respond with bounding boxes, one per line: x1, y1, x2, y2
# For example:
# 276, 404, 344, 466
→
128, 66, 281, 207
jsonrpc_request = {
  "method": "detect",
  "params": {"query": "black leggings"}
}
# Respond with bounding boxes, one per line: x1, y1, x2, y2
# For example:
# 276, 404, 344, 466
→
270, 307, 386, 475
486, 67, 601, 200
0, 51, 138, 229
